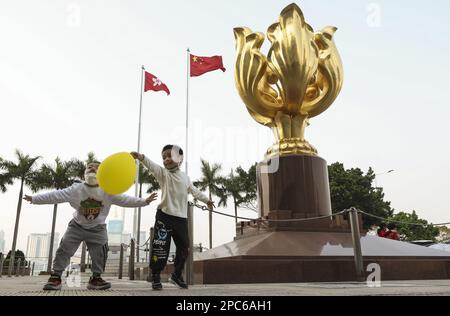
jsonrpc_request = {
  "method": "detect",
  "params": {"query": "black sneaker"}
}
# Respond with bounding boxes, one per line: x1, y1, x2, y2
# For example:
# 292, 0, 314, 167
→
169, 273, 188, 289
87, 276, 111, 290
152, 274, 162, 291
43, 275, 62, 291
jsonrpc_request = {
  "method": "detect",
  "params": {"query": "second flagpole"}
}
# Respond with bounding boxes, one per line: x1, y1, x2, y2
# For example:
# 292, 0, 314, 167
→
134, 65, 145, 252
185, 48, 194, 285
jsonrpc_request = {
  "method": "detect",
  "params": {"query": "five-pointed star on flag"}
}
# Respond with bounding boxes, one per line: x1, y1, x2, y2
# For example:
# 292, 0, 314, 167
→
190, 53, 226, 77
192, 56, 203, 64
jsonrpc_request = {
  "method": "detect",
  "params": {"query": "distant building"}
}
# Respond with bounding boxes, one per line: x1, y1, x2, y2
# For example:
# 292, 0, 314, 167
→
108, 220, 124, 245
107, 207, 125, 246
26, 232, 60, 273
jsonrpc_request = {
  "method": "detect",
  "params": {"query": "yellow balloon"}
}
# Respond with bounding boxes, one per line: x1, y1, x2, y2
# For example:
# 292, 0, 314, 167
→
97, 152, 136, 195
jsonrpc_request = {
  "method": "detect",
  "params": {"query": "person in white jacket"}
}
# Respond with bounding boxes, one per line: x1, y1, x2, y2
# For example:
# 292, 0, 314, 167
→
131, 145, 214, 290
23, 161, 158, 291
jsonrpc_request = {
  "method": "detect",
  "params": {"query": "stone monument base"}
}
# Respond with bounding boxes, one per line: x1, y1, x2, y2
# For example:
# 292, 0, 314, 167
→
192, 231, 450, 284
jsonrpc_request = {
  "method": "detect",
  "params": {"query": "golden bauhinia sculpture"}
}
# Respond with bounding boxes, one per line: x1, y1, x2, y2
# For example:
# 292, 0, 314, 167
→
234, 3, 343, 157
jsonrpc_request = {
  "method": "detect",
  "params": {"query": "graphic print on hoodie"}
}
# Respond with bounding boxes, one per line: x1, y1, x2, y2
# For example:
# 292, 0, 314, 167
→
79, 198, 104, 221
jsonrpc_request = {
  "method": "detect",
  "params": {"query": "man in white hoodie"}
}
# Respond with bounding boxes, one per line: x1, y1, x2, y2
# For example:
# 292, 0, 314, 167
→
131, 145, 214, 290
24, 161, 158, 291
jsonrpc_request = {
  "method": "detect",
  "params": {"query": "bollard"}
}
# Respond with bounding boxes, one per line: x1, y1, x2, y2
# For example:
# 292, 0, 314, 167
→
129, 239, 135, 280
144, 227, 154, 281
145, 245, 149, 263
31, 262, 35, 276
185, 203, 194, 285
15, 259, 21, 277
21, 259, 26, 276
149, 227, 154, 261
349, 207, 364, 282
118, 244, 124, 279
0, 253, 4, 278
66, 265, 70, 278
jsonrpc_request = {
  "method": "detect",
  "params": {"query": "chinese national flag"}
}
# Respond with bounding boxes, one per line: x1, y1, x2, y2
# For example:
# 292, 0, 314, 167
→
144, 71, 170, 95
190, 54, 226, 77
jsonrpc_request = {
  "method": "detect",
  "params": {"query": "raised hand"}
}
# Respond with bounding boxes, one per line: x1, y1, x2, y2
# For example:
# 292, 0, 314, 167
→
130, 152, 144, 161
145, 192, 158, 204
23, 195, 33, 203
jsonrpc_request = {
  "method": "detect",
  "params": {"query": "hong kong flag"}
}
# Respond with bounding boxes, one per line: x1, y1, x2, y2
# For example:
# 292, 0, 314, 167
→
144, 71, 170, 95
190, 54, 226, 77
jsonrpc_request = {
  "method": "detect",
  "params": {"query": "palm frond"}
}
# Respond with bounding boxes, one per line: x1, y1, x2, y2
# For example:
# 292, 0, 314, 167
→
86, 152, 98, 164
0, 173, 14, 193
196, 158, 223, 197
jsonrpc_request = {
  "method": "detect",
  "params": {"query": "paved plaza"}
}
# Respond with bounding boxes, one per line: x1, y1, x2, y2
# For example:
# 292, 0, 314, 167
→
0, 275, 449, 296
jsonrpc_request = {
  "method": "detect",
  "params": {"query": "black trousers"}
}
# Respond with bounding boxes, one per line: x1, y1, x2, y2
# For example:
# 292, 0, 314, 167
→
150, 210, 189, 276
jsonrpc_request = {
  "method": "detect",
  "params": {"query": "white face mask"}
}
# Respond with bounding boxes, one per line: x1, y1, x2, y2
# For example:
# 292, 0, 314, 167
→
84, 171, 98, 186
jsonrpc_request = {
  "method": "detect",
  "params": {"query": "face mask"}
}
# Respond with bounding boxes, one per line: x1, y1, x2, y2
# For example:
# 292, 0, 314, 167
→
84, 171, 98, 186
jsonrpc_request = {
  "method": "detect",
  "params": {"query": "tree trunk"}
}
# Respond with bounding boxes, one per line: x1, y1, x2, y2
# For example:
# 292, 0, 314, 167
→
209, 191, 212, 249
8, 179, 24, 277
47, 204, 58, 273
234, 197, 238, 225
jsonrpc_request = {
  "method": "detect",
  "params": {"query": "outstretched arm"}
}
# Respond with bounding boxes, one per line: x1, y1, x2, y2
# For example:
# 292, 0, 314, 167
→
131, 152, 165, 183
111, 192, 158, 208
24, 184, 76, 205
188, 179, 215, 209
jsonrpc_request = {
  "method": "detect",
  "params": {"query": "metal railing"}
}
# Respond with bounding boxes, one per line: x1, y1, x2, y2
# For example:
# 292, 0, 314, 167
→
0, 257, 32, 277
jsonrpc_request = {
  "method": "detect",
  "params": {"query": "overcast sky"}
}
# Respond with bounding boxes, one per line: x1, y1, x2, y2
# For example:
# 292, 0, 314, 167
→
1, 0, 450, 253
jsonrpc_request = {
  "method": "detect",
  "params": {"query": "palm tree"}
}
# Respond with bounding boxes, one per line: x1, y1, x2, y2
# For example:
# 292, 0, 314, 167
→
30, 158, 77, 273
218, 164, 258, 224
136, 165, 160, 260
193, 159, 222, 249
237, 164, 258, 213
70, 152, 98, 181
0, 150, 41, 276
219, 170, 244, 225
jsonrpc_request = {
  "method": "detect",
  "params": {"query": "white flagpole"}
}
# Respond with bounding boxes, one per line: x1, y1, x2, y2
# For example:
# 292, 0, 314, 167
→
133, 65, 145, 242
185, 49, 190, 175
185, 48, 194, 285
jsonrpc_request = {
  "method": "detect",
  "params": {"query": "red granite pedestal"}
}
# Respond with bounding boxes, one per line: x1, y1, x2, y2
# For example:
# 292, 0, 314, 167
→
192, 155, 450, 284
